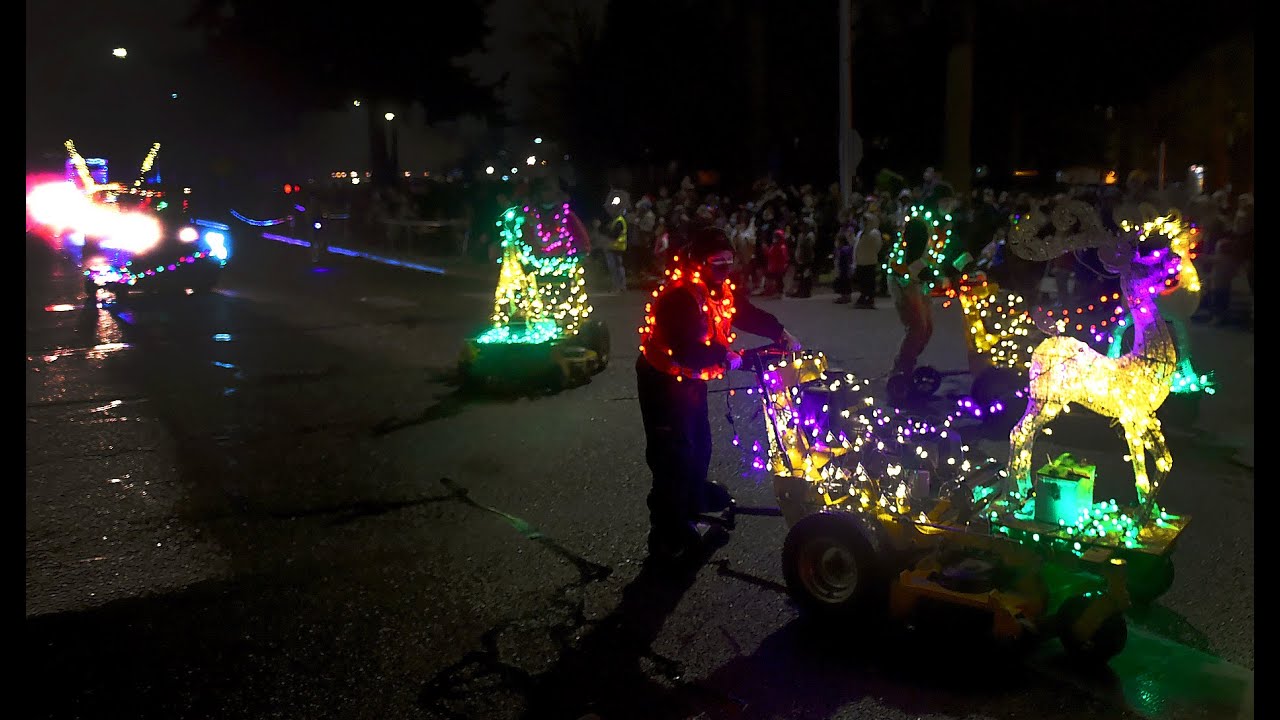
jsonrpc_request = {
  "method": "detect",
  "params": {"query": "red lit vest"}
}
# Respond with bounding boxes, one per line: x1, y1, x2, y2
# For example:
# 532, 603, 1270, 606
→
638, 263, 738, 381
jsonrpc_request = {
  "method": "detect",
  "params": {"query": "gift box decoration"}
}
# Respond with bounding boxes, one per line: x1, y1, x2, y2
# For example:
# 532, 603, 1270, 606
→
1033, 452, 1096, 525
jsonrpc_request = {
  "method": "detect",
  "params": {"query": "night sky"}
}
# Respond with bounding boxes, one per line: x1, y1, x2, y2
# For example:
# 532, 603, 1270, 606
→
26, 0, 1254, 188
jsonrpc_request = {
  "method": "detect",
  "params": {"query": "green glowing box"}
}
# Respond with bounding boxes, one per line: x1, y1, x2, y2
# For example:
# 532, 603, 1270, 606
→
1033, 453, 1096, 526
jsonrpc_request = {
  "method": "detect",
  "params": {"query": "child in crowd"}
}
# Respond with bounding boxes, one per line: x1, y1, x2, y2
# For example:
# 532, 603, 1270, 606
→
652, 216, 670, 272
764, 229, 790, 297
832, 234, 854, 303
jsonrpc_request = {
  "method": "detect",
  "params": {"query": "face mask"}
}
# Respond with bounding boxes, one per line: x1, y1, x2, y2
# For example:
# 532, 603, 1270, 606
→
706, 259, 733, 283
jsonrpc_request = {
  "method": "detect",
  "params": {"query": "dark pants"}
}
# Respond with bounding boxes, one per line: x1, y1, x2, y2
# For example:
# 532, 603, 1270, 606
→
791, 263, 813, 296
636, 357, 713, 537
853, 264, 878, 302
764, 271, 785, 296
893, 289, 934, 373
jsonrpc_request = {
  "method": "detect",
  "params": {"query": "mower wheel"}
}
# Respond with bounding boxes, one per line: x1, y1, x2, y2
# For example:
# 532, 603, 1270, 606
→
1058, 594, 1128, 665
1122, 552, 1175, 608
579, 319, 611, 371
541, 362, 569, 393
886, 372, 913, 406
782, 512, 886, 622
912, 366, 942, 396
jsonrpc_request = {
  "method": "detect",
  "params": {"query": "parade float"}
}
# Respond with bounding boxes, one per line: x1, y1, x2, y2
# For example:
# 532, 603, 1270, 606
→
717, 207, 1194, 663
457, 191, 609, 391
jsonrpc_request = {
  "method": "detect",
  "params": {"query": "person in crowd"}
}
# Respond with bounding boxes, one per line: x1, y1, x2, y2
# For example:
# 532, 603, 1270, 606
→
604, 206, 629, 294
652, 216, 671, 274
853, 211, 883, 308
1196, 192, 1254, 326
634, 197, 657, 267
788, 218, 817, 298
635, 225, 801, 563
730, 214, 759, 293
655, 186, 672, 221
832, 232, 855, 304
763, 229, 790, 297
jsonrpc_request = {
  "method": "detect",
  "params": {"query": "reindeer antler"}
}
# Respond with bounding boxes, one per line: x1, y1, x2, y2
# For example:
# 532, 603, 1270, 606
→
1005, 199, 1113, 261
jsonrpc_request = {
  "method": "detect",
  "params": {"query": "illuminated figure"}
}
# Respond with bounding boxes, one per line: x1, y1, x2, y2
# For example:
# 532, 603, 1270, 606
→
1106, 209, 1213, 395
1008, 234, 1178, 519
480, 179, 593, 345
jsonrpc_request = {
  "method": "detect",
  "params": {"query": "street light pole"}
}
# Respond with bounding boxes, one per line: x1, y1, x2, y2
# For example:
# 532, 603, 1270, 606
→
385, 112, 399, 180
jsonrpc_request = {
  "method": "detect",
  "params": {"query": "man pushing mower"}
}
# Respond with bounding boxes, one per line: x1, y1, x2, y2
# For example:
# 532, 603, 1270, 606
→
635, 225, 801, 564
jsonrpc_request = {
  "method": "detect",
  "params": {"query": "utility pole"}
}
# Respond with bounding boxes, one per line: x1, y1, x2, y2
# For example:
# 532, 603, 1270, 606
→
749, 0, 768, 178
837, 0, 858, 210
942, 0, 975, 198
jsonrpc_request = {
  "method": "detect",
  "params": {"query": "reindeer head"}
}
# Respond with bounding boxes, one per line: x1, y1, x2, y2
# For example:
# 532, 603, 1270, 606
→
1095, 233, 1137, 274
1097, 228, 1186, 312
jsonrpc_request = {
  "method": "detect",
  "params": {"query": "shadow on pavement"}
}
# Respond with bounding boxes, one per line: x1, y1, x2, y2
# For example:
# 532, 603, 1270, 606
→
417, 535, 728, 720
370, 366, 600, 436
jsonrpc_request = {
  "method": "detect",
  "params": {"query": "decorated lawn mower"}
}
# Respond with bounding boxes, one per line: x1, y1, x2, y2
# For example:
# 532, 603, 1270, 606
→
732, 225, 1193, 662
457, 196, 610, 392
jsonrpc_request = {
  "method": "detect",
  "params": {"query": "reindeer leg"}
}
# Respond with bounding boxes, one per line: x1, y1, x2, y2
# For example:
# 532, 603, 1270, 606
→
1138, 418, 1172, 519
1121, 420, 1153, 513
1009, 399, 1057, 504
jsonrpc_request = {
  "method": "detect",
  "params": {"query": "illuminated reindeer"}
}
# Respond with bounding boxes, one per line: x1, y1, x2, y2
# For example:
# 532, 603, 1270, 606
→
1007, 232, 1179, 519
1106, 207, 1211, 393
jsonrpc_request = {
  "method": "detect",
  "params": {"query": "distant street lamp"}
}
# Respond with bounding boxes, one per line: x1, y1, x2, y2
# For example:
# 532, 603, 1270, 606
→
384, 112, 395, 122
353, 99, 362, 107
485, 166, 495, 174
526, 155, 536, 165
112, 47, 127, 59
534, 137, 542, 144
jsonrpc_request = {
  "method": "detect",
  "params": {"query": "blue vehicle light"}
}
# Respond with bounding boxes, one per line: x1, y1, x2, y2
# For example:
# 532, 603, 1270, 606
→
194, 218, 229, 231
203, 231, 230, 262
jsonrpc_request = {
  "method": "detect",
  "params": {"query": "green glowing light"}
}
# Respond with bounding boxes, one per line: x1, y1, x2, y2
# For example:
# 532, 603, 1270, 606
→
474, 320, 562, 345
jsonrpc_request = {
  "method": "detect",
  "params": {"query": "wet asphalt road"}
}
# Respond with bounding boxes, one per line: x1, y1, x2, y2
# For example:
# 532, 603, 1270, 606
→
25, 230, 1254, 720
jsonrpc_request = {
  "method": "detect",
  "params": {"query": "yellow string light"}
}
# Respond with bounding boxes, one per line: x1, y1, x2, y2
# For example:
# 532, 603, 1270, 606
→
134, 142, 161, 188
